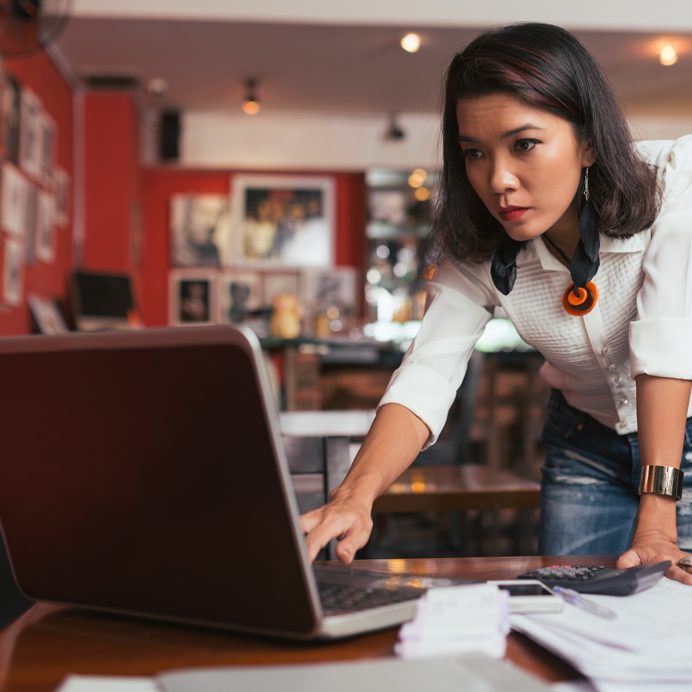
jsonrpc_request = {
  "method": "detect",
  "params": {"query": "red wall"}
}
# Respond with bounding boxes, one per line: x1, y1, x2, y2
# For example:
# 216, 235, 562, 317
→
81, 92, 140, 275
0, 51, 74, 335
139, 168, 366, 326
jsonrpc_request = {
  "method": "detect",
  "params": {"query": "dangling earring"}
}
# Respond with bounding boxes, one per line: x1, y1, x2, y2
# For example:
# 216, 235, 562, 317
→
562, 166, 600, 316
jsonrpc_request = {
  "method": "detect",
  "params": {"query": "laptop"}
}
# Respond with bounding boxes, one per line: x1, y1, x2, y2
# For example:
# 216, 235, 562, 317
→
0, 325, 466, 639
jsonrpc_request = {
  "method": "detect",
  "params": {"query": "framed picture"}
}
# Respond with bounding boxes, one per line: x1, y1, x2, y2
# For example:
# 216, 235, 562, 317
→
27, 294, 68, 334
54, 167, 70, 226
302, 266, 358, 315
262, 270, 301, 306
39, 112, 56, 185
170, 194, 231, 267
24, 181, 37, 265
35, 190, 55, 263
2, 162, 28, 236
19, 86, 41, 178
232, 175, 334, 266
217, 270, 262, 324
2, 237, 24, 306
169, 270, 216, 325
2, 73, 21, 165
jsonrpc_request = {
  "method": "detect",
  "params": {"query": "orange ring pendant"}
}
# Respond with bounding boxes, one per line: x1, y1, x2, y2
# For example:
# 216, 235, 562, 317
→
562, 281, 598, 316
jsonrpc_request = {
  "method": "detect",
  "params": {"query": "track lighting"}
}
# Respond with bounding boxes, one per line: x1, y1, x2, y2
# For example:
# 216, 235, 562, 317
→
384, 113, 405, 141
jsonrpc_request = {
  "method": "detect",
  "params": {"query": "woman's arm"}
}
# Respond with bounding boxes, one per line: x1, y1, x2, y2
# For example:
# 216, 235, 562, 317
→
300, 403, 430, 563
617, 374, 692, 584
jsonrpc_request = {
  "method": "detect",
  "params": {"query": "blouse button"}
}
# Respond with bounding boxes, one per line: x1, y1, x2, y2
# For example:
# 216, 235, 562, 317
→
601, 345, 608, 355
607, 362, 616, 371
620, 398, 629, 406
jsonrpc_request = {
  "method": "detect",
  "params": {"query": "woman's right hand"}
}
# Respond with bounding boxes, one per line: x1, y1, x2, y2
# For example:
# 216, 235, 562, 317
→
300, 485, 375, 564
300, 404, 430, 563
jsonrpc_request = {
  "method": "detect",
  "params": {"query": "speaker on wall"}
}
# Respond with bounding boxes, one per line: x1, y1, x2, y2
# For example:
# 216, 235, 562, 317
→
159, 109, 181, 162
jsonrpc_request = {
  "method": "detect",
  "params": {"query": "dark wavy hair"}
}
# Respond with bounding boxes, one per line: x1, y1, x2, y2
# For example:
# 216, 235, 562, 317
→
428, 23, 661, 264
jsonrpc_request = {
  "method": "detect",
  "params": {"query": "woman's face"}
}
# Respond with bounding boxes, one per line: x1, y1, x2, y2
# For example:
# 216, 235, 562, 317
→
456, 93, 595, 243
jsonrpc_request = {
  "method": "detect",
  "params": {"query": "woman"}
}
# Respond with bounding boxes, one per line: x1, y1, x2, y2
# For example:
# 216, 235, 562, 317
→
301, 23, 692, 584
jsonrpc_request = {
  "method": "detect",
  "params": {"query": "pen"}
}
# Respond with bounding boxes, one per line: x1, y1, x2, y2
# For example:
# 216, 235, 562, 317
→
552, 586, 617, 620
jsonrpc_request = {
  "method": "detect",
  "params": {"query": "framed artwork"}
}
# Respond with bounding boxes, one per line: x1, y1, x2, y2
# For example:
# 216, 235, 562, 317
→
54, 167, 70, 226
217, 270, 262, 324
39, 112, 56, 185
2, 237, 24, 307
169, 270, 216, 325
35, 190, 55, 263
19, 86, 41, 178
27, 294, 68, 334
231, 175, 334, 266
302, 266, 358, 315
170, 194, 231, 267
1, 162, 28, 236
262, 270, 301, 305
2, 74, 21, 165
24, 181, 37, 265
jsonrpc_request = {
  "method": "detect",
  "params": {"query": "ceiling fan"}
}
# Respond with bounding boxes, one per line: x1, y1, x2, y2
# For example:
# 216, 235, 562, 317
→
0, 0, 71, 57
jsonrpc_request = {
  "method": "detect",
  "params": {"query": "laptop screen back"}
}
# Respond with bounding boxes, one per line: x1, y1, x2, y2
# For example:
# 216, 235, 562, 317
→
0, 326, 320, 637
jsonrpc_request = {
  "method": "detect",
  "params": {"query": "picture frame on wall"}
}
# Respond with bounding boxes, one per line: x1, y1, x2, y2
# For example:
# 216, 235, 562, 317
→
27, 294, 69, 334
169, 270, 217, 325
216, 270, 263, 324
301, 266, 358, 316
2, 163, 28, 237
36, 190, 56, 263
54, 167, 70, 226
169, 194, 231, 267
19, 86, 41, 178
2, 237, 24, 307
2, 74, 21, 165
39, 112, 56, 185
262, 270, 301, 306
231, 175, 334, 267
24, 182, 38, 265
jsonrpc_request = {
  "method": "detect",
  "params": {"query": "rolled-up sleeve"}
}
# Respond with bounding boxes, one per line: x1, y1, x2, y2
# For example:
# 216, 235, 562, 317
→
630, 136, 692, 380
379, 260, 496, 445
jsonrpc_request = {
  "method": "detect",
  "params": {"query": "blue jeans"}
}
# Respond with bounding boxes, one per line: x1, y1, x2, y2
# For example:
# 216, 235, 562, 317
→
539, 389, 692, 555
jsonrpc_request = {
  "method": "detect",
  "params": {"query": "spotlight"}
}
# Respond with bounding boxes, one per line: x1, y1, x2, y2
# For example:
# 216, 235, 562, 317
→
659, 43, 678, 66
400, 32, 421, 53
384, 113, 405, 141
241, 78, 261, 115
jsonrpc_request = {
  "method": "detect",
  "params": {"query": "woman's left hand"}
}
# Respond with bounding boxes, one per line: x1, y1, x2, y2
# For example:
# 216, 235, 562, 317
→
617, 528, 692, 585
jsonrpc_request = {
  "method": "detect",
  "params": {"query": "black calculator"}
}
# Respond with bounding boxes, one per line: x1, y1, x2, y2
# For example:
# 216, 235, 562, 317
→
517, 560, 671, 595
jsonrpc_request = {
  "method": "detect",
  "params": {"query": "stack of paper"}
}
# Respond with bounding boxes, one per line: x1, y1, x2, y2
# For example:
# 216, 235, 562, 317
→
512, 578, 692, 692
395, 584, 510, 660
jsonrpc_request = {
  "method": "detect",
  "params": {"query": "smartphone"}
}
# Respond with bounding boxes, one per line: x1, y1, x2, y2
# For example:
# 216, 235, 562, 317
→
487, 579, 564, 613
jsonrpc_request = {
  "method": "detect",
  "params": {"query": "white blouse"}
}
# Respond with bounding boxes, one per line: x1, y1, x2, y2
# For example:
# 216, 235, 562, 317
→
380, 136, 692, 443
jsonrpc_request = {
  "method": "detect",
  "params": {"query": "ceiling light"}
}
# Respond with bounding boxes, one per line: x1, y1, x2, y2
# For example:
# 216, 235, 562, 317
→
400, 33, 421, 53
659, 43, 678, 66
241, 78, 261, 115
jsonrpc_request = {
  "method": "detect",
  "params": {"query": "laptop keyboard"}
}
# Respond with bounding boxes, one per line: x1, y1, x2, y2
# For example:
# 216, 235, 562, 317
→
318, 582, 420, 615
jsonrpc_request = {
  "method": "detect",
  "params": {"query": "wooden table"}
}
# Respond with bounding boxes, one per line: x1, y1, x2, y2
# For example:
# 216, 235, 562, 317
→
373, 464, 541, 513
0, 555, 614, 691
